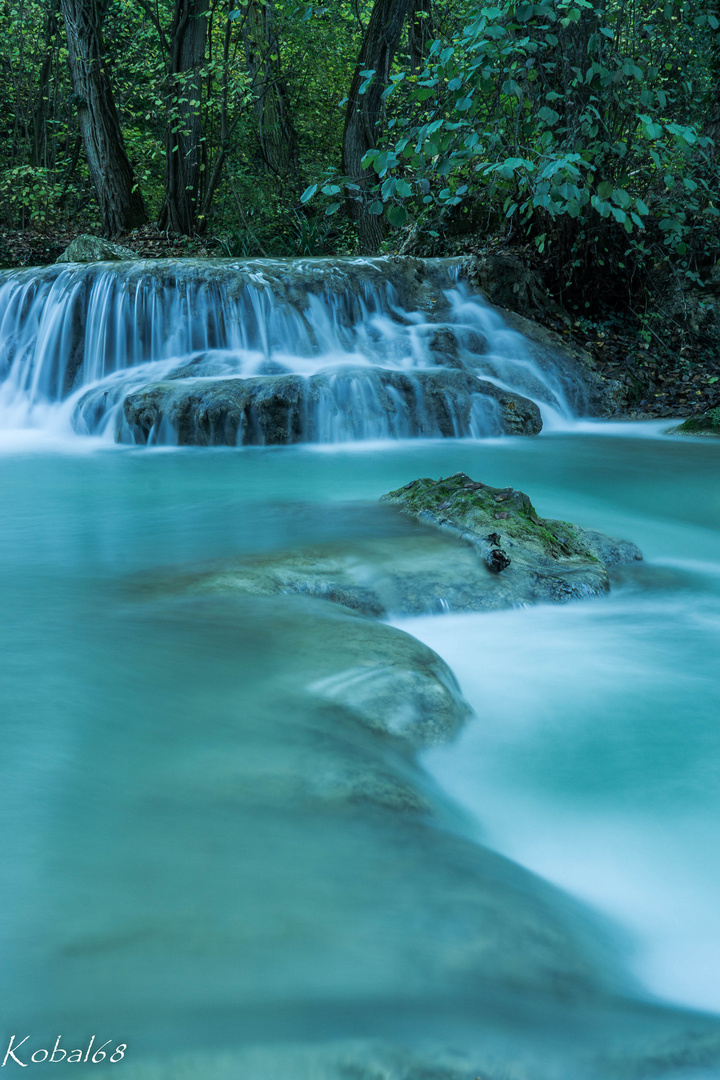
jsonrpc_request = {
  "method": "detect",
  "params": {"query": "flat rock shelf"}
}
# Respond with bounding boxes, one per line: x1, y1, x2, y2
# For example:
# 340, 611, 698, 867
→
176, 473, 642, 616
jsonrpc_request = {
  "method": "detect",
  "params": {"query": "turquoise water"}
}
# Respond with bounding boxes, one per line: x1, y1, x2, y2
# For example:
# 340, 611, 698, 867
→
1, 427, 720, 1077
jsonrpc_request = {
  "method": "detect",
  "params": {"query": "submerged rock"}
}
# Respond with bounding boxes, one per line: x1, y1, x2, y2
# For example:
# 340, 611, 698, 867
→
184, 476, 642, 616
92, 1021, 720, 1080
119, 368, 542, 445
49, 591, 632, 1026
55, 234, 137, 264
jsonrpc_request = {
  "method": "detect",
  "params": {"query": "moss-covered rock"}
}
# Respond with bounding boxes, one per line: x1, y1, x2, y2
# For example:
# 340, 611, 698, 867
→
181, 477, 641, 618
55, 234, 137, 263
378, 472, 642, 607
669, 408, 720, 437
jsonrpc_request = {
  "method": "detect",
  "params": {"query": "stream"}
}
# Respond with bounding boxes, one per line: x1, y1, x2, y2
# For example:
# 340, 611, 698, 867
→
1, 258, 719, 1079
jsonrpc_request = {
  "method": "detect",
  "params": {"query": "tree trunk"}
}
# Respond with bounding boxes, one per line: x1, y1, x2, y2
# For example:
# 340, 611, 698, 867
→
199, 3, 235, 222
342, 0, 411, 253
702, 5, 720, 160
60, 0, 147, 235
241, 0, 299, 184
31, 0, 61, 168
158, 0, 208, 235
408, 0, 432, 74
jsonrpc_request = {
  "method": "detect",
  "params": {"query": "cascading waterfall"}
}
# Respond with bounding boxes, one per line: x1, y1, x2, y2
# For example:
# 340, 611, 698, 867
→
0, 257, 590, 444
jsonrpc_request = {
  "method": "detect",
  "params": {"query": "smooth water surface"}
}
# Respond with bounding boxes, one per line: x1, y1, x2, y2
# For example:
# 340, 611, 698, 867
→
1, 429, 720, 1076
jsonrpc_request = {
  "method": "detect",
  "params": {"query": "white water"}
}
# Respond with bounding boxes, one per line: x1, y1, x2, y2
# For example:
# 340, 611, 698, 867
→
0, 258, 579, 442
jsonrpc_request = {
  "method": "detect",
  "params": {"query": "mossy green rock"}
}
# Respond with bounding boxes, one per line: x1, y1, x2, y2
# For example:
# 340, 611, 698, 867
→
183, 476, 641, 618
670, 409, 720, 437
378, 472, 642, 607
56, 234, 137, 263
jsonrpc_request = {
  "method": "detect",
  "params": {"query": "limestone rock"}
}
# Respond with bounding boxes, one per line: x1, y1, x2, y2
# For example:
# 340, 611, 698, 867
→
118, 368, 542, 446
181, 476, 642, 618
56, 234, 137, 264
380, 472, 642, 607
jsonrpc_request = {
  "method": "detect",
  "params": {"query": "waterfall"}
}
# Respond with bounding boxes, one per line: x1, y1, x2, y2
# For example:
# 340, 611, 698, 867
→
0, 256, 587, 445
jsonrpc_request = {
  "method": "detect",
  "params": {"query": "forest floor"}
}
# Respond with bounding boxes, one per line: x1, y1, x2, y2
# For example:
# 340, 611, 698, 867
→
2, 223, 718, 421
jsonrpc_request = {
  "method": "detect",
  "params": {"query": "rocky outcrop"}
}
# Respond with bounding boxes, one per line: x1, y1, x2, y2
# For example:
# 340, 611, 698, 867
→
2, 254, 623, 439
379, 472, 641, 607
55, 234, 137, 263
119, 368, 542, 446
179, 474, 642, 617
669, 409, 720, 436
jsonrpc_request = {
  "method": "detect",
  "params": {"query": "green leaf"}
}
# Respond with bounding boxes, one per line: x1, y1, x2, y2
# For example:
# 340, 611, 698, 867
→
300, 184, 318, 204
324, 202, 341, 216
367, 200, 384, 215
385, 204, 409, 228
321, 184, 341, 195
395, 179, 412, 197
538, 106, 560, 125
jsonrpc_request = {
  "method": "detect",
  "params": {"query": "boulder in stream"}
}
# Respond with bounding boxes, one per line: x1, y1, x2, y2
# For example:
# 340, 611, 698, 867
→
119, 369, 542, 445
181, 474, 642, 616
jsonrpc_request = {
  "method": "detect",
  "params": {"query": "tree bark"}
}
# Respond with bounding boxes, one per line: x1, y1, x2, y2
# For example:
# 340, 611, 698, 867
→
342, 0, 411, 253
241, 0, 299, 185
408, 0, 432, 74
31, 0, 61, 168
60, 0, 147, 235
702, 5, 720, 160
158, 0, 208, 235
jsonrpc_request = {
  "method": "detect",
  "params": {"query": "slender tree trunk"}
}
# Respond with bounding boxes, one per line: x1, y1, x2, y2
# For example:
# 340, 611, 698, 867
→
31, 0, 61, 168
408, 0, 432, 73
342, 0, 411, 253
702, 5, 720, 160
60, 0, 147, 235
158, 0, 208, 235
241, 0, 299, 185
199, 3, 236, 221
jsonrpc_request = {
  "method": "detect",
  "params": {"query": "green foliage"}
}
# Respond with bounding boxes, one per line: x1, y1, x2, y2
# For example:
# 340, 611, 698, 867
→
307, 0, 720, 301
1, 0, 719, 290
0, 0, 368, 242
0, 166, 62, 228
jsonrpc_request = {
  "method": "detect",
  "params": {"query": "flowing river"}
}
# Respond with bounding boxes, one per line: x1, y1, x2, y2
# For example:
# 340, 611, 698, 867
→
0, 258, 719, 1079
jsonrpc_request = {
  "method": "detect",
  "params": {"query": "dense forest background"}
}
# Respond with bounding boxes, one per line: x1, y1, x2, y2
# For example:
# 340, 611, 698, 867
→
1, 0, 719, 414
